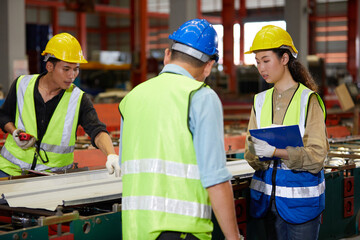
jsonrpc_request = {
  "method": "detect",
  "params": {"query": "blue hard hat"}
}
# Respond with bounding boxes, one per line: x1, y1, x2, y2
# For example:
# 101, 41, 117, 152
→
169, 19, 219, 62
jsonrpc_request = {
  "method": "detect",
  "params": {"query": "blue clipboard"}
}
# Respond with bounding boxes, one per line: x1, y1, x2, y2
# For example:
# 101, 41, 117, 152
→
249, 125, 303, 161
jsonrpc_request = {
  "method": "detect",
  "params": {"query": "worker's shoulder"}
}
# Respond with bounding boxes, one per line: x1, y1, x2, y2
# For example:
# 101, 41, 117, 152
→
191, 86, 220, 103
196, 86, 218, 96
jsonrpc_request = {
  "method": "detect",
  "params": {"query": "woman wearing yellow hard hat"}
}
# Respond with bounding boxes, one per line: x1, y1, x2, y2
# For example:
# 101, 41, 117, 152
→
244, 25, 329, 240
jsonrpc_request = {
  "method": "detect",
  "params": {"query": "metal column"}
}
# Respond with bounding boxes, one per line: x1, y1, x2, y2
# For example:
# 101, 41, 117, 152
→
130, 0, 148, 87
51, 6, 59, 35
99, 14, 107, 50
222, 0, 236, 93
347, 0, 359, 83
239, 0, 246, 65
308, 0, 317, 55
285, 0, 309, 67
0, 0, 27, 92
169, 0, 197, 34
77, 12, 87, 60
197, 0, 202, 18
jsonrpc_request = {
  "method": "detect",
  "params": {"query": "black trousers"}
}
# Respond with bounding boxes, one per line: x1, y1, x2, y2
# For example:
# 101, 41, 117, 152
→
156, 231, 199, 240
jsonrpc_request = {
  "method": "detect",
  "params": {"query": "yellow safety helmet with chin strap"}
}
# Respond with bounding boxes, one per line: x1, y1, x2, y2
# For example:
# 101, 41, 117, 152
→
245, 25, 298, 58
41, 32, 88, 63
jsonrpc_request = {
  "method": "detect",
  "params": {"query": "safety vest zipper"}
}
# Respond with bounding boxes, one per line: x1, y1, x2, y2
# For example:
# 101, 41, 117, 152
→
270, 159, 278, 201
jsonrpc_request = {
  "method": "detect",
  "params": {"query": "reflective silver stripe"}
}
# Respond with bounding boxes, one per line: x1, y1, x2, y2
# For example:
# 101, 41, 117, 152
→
40, 143, 75, 154
16, 75, 34, 131
62, 87, 81, 146
276, 181, 325, 198
254, 91, 267, 128
1, 146, 32, 169
250, 178, 325, 198
1, 146, 72, 172
123, 159, 200, 179
172, 43, 211, 62
33, 163, 73, 172
299, 88, 311, 137
250, 178, 272, 196
122, 196, 212, 219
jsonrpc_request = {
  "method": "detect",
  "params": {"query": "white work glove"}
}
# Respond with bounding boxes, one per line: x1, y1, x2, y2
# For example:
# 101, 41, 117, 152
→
106, 154, 121, 177
12, 129, 36, 150
247, 136, 276, 158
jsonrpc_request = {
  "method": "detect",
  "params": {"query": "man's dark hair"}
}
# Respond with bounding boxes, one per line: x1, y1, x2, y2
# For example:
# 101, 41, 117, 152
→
46, 57, 61, 67
170, 49, 207, 68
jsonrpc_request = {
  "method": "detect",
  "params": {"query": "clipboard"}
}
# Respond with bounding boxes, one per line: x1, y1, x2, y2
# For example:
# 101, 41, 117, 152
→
249, 125, 303, 161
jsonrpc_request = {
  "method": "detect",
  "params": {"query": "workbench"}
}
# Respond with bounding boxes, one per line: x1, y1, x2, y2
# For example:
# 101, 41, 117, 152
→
0, 160, 253, 240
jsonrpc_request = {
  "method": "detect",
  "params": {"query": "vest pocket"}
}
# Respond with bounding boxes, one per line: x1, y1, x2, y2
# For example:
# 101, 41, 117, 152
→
250, 188, 271, 218
250, 188, 262, 201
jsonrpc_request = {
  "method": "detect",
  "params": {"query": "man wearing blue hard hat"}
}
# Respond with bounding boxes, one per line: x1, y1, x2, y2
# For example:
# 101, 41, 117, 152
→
115, 19, 241, 239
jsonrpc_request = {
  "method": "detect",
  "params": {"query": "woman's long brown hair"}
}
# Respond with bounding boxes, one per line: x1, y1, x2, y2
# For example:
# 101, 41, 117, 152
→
273, 48, 318, 92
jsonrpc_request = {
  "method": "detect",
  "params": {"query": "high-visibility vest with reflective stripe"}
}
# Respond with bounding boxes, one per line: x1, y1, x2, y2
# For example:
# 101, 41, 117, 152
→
0, 74, 83, 176
250, 83, 326, 224
119, 73, 212, 240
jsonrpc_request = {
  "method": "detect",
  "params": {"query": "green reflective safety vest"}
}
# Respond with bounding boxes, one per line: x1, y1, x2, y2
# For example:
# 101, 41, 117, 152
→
254, 83, 326, 135
119, 73, 213, 240
0, 74, 83, 176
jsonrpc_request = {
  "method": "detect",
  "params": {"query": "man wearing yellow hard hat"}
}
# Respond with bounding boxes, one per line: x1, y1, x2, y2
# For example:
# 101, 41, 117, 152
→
0, 32, 120, 177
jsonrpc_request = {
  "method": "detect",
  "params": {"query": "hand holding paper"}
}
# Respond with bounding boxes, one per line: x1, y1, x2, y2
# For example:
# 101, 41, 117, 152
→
247, 136, 276, 158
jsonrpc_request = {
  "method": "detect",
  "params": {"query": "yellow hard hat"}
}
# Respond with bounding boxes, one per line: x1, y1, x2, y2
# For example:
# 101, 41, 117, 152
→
41, 32, 88, 63
245, 25, 298, 58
